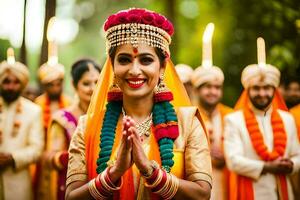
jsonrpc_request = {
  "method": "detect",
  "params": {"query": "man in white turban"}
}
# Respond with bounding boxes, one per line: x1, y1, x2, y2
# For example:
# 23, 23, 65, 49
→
35, 41, 71, 133
0, 48, 44, 200
224, 38, 300, 200
191, 23, 233, 200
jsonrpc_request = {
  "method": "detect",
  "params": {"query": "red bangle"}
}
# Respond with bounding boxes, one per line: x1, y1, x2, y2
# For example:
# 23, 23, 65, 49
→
146, 168, 159, 184
95, 174, 112, 196
152, 170, 167, 192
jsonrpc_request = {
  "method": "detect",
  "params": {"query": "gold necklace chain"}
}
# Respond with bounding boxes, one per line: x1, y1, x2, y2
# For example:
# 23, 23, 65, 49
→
122, 107, 152, 137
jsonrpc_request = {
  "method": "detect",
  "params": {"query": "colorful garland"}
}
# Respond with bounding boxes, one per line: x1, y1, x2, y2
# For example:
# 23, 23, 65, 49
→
96, 90, 179, 174
244, 106, 287, 161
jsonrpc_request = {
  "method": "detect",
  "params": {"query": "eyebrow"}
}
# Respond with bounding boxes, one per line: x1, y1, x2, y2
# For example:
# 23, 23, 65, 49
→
117, 53, 154, 58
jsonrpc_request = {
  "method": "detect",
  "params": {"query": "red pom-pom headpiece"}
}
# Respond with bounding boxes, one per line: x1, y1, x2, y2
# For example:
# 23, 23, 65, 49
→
104, 8, 174, 56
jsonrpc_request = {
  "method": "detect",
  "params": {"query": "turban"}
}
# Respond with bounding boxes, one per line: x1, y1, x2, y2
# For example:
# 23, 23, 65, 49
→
0, 49, 29, 88
175, 64, 193, 83
191, 66, 224, 88
241, 64, 280, 88
38, 62, 65, 84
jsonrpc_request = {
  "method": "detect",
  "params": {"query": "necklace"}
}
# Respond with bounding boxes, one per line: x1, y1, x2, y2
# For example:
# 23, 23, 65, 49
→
244, 106, 286, 161
122, 107, 152, 137
0, 98, 22, 144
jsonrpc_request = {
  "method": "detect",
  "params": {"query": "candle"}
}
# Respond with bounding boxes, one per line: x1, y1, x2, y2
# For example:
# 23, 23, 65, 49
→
7, 48, 15, 65
202, 23, 215, 68
47, 17, 58, 66
257, 37, 266, 67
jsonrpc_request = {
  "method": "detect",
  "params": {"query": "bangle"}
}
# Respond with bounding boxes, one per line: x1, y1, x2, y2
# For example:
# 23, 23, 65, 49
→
141, 160, 159, 178
100, 167, 123, 192
88, 179, 108, 200
154, 173, 179, 200
144, 168, 163, 188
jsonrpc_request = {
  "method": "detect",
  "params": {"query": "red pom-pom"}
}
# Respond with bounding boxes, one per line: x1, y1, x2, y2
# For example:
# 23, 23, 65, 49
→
153, 13, 166, 27
107, 91, 123, 101
103, 8, 174, 36
167, 125, 179, 139
141, 12, 155, 25
154, 91, 173, 102
127, 14, 141, 23
128, 8, 145, 16
161, 21, 174, 35
154, 127, 168, 141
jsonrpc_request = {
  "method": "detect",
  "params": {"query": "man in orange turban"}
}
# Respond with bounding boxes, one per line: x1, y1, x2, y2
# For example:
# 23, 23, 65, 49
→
224, 38, 300, 200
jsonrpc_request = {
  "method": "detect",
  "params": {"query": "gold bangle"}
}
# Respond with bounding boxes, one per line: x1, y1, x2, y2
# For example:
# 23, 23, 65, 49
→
167, 175, 179, 200
161, 174, 179, 200
100, 168, 123, 191
144, 168, 163, 188
155, 173, 172, 195
88, 179, 108, 200
140, 160, 159, 178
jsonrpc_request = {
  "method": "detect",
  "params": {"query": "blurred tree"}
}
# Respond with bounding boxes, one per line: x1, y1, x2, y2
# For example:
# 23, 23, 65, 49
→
20, 0, 27, 65
39, 0, 56, 66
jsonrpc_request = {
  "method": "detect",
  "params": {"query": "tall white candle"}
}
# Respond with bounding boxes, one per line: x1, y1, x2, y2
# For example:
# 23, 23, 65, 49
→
202, 23, 215, 68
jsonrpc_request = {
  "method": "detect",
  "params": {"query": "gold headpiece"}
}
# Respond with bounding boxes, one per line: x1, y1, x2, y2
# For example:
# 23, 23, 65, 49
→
103, 8, 174, 55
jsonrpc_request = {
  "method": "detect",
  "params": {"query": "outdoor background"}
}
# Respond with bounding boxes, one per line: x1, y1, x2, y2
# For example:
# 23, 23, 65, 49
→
0, 0, 299, 106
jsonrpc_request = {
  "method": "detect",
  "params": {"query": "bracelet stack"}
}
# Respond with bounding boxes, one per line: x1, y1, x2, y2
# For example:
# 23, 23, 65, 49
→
88, 167, 123, 200
143, 161, 179, 200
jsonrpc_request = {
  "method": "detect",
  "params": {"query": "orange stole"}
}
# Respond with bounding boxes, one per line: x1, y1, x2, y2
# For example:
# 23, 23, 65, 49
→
85, 111, 184, 200
230, 90, 289, 200
231, 109, 289, 200
290, 104, 300, 142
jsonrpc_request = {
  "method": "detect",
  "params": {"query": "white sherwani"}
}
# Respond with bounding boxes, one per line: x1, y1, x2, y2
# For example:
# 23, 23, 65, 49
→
224, 107, 300, 200
204, 111, 225, 200
0, 97, 44, 200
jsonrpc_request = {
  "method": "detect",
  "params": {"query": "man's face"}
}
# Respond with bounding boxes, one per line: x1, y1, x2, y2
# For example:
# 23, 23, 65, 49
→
195, 81, 223, 108
0, 72, 23, 103
285, 82, 300, 108
248, 82, 275, 110
44, 78, 63, 100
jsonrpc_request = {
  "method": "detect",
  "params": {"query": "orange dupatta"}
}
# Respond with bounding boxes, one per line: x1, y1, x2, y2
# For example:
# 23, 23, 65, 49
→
229, 89, 289, 200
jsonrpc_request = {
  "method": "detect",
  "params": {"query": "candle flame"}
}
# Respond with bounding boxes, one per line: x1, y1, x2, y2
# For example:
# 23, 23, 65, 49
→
202, 23, 215, 68
7, 48, 15, 65
203, 23, 215, 43
47, 17, 56, 42
257, 37, 266, 67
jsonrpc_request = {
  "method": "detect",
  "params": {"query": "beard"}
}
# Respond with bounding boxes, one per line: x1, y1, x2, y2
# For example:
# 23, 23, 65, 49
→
47, 92, 61, 101
1, 89, 22, 104
199, 97, 220, 111
249, 94, 274, 110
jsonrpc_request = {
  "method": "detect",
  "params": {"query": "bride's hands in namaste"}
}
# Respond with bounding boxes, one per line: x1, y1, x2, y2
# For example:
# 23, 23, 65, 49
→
109, 116, 134, 182
126, 117, 153, 176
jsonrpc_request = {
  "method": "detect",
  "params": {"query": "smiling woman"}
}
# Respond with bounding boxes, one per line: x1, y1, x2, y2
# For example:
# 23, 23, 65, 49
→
65, 8, 212, 200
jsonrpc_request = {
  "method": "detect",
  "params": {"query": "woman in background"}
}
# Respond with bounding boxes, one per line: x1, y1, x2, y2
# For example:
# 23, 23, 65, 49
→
37, 58, 101, 200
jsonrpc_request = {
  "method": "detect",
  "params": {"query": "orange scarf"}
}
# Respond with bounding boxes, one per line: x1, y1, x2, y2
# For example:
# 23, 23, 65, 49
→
239, 105, 288, 200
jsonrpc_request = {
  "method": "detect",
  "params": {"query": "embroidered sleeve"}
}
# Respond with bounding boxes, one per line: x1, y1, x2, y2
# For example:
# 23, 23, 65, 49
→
66, 116, 88, 186
185, 115, 212, 186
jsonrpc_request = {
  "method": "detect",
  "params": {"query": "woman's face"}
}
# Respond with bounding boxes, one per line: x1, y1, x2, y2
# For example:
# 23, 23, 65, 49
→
113, 44, 164, 100
75, 69, 99, 103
